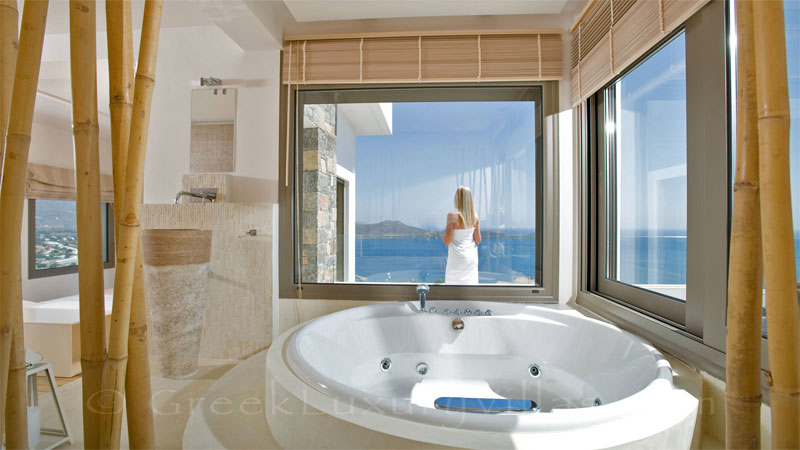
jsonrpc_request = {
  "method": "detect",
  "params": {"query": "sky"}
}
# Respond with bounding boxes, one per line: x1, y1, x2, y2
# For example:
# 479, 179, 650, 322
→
353, 101, 538, 231
616, 33, 688, 233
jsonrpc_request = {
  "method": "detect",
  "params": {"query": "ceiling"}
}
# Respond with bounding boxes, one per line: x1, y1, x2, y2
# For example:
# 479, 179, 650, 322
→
26, 0, 580, 148
281, 0, 570, 22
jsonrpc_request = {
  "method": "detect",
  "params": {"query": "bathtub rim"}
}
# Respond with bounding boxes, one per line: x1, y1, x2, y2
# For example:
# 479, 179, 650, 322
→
266, 302, 699, 449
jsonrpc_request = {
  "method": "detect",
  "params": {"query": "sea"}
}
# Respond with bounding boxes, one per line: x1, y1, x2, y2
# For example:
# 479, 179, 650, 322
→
355, 235, 537, 283
353, 233, 721, 285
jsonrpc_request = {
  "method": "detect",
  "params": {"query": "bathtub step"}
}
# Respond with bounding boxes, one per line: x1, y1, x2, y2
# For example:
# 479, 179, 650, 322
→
434, 397, 539, 413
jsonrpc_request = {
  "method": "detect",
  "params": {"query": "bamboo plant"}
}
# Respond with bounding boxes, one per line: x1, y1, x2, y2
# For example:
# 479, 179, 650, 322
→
69, 0, 107, 447
126, 243, 154, 448
0, 0, 49, 447
0, 0, 18, 442
751, 0, 800, 447
725, 1, 763, 448
0, 0, 17, 176
106, 0, 155, 446
100, 0, 163, 446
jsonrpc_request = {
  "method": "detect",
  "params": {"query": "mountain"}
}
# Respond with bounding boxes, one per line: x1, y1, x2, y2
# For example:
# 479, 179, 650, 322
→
356, 220, 534, 240
356, 220, 438, 238
34, 199, 78, 231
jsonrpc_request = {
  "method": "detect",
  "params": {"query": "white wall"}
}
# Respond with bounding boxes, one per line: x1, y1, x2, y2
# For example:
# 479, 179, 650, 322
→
335, 109, 356, 173
23, 120, 115, 302
143, 25, 281, 204
558, 109, 576, 304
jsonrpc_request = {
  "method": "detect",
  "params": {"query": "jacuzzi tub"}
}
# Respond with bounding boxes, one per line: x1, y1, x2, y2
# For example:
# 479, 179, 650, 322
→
266, 301, 698, 449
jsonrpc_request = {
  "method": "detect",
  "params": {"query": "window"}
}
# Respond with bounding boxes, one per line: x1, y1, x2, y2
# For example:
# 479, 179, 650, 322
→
28, 199, 114, 278
280, 85, 559, 300
584, 0, 729, 347
598, 33, 688, 323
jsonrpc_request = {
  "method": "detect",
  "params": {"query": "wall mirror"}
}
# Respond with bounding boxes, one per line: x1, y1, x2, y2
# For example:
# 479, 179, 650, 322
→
190, 88, 237, 173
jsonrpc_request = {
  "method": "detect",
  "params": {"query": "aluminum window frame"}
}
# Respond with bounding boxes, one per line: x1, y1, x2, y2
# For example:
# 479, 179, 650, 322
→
578, 0, 733, 376
278, 82, 561, 302
27, 198, 115, 279
577, 0, 777, 384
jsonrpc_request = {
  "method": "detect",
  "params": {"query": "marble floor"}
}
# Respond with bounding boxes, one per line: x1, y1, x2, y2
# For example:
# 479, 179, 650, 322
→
37, 354, 272, 450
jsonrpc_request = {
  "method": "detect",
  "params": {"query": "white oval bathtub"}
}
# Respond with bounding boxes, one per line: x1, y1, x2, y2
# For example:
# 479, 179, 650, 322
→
266, 302, 698, 449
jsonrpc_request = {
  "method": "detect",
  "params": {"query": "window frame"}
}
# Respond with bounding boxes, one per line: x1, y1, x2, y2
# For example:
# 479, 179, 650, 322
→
279, 81, 561, 302
594, 71, 688, 326
578, 0, 731, 375
27, 198, 115, 279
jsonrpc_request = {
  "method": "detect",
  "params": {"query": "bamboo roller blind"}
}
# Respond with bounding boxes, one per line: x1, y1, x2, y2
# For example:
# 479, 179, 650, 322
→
570, 0, 710, 105
282, 33, 563, 84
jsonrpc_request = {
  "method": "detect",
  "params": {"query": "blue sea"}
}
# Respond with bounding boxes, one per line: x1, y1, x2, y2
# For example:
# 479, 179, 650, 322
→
355, 236, 537, 283
355, 233, 800, 284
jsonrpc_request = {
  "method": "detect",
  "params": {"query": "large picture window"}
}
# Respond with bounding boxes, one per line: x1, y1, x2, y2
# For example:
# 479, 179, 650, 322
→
281, 85, 559, 300
28, 199, 114, 278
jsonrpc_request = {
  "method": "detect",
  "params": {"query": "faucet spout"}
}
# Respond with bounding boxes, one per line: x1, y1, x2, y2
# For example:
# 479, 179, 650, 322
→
416, 283, 430, 312
174, 190, 217, 205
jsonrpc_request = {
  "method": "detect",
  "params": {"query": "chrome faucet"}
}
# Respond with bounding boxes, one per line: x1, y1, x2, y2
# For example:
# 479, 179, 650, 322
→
174, 191, 217, 204
416, 284, 429, 312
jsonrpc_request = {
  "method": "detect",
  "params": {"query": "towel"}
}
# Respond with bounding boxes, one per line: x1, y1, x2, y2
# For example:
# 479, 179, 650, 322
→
445, 227, 478, 284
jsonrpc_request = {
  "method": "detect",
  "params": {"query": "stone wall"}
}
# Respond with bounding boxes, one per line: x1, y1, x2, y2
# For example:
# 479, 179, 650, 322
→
302, 104, 337, 283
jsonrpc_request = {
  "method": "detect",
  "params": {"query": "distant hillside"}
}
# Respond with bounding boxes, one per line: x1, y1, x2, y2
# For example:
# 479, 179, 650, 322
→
356, 220, 534, 240
34, 199, 77, 232
356, 220, 438, 238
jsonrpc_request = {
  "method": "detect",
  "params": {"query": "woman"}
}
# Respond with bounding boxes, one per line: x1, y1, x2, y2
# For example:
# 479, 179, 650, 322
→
444, 186, 481, 284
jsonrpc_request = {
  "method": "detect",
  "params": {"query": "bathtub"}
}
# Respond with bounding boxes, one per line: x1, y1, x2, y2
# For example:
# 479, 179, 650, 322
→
266, 301, 698, 449
23, 294, 114, 377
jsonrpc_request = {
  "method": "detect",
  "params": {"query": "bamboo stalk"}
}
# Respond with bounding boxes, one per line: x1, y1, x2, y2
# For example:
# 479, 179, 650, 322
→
125, 241, 154, 449
0, 1, 49, 448
0, 0, 17, 177
751, 0, 800, 447
99, 0, 163, 447
725, 1, 762, 448
106, 0, 133, 243
106, 0, 155, 447
69, 0, 107, 447
0, 0, 18, 442
4, 330, 25, 449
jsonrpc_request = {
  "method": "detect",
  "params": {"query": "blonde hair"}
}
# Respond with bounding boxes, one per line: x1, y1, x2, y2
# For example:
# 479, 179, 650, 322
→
454, 186, 477, 228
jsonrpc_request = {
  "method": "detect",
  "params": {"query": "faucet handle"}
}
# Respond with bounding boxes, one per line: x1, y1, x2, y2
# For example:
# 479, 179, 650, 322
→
428, 307, 437, 314
464, 308, 473, 315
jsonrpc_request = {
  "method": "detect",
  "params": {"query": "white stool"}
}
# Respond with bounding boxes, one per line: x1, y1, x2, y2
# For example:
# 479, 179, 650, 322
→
26, 349, 73, 450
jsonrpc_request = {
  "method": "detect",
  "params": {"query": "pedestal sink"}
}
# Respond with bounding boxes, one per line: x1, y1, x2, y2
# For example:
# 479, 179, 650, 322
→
142, 229, 212, 378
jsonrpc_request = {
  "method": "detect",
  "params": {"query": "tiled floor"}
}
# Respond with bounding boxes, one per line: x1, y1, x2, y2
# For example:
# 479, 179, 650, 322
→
36, 374, 81, 398
37, 357, 240, 449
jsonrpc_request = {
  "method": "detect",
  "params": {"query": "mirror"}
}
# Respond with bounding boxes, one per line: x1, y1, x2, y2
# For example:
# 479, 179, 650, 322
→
190, 88, 237, 173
